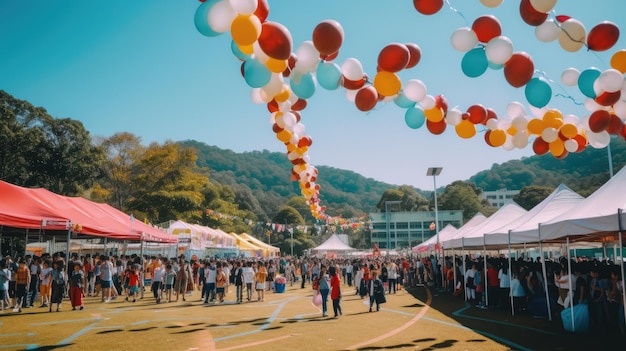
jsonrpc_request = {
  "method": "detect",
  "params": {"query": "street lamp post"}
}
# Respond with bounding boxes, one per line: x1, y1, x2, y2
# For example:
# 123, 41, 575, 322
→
385, 200, 401, 255
427, 167, 443, 287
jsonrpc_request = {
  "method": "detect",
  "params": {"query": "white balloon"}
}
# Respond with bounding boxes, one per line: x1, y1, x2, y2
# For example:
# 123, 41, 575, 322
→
561, 67, 580, 86
420, 95, 436, 110
268, 111, 278, 124
261, 74, 285, 99
564, 139, 579, 153
614, 100, 626, 120
292, 123, 305, 135
587, 131, 610, 148
486, 118, 499, 130
278, 100, 292, 113
506, 101, 526, 118
497, 118, 511, 130
228, 0, 257, 15
502, 137, 515, 151
480, 0, 503, 8
598, 69, 625, 93
562, 114, 580, 126
541, 127, 558, 142
208, 0, 236, 33
535, 19, 560, 43
580, 115, 591, 131
584, 98, 603, 112
558, 19, 586, 53
512, 116, 529, 130
295, 41, 320, 74
403, 79, 427, 102
341, 58, 364, 81
530, 0, 558, 13
486, 36, 514, 65
446, 108, 463, 126
251, 88, 266, 104
512, 130, 529, 149
450, 27, 478, 52
302, 154, 310, 163
593, 79, 604, 97
252, 41, 269, 63
528, 105, 548, 118
345, 88, 358, 102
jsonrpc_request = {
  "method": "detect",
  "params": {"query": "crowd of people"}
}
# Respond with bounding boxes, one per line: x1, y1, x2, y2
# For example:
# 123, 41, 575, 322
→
1, 251, 624, 335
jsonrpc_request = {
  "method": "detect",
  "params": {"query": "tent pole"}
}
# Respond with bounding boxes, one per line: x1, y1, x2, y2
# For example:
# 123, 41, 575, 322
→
462, 238, 467, 303
104, 237, 108, 256
508, 230, 514, 316
66, 227, 72, 264
25, 229, 29, 256
452, 247, 457, 294
538, 224, 552, 321
483, 234, 488, 307
567, 236, 575, 332
618, 208, 626, 329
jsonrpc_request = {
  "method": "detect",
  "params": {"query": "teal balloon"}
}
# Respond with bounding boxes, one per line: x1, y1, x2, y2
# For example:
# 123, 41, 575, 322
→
525, 77, 552, 108
290, 72, 316, 99
404, 106, 426, 129
316, 62, 342, 90
578, 67, 601, 98
194, 0, 221, 37
394, 93, 416, 108
231, 40, 251, 61
488, 61, 504, 70
461, 48, 488, 78
243, 58, 271, 88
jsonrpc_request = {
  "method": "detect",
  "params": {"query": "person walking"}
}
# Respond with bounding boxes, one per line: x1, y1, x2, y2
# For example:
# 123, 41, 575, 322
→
50, 260, 66, 312
69, 261, 85, 311
368, 271, 386, 312
318, 265, 330, 317
329, 266, 342, 318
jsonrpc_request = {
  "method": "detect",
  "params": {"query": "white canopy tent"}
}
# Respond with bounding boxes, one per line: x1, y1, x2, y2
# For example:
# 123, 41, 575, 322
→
312, 233, 355, 251
412, 224, 458, 253
441, 213, 488, 250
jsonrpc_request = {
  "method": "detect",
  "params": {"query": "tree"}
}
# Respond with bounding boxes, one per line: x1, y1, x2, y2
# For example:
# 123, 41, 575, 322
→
397, 185, 430, 211
376, 189, 404, 211
437, 181, 485, 221
513, 185, 554, 211
272, 206, 305, 226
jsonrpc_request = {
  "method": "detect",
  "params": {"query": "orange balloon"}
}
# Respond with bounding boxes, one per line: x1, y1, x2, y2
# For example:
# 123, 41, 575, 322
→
549, 139, 565, 157
238, 43, 254, 55
559, 123, 578, 139
274, 86, 290, 102
373, 71, 401, 96
507, 126, 517, 136
527, 119, 545, 135
489, 129, 507, 147
266, 58, 287, 73
276, 129, 292, 143
455, 119, 477, 139
542, 109, 563, 128
611, 49, 626, 74
424, 107, 444, 122
231, 15, 262, 46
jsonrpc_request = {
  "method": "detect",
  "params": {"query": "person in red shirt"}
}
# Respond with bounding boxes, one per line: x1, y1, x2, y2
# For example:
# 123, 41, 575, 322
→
127, 264, 140, 303
486, 260, 500, 308
329, 265, 342, 318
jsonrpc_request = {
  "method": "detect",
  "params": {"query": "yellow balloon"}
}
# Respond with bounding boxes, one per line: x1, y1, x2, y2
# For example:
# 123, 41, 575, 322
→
373, 71, 401, 97
276, 129, 292, 143
611, 49, 626, 74
489, 129, 506, 147
527, 119, 545, 135
238, 43, 254, 55
559, 123, 578, 139
507, 126, 517, 136
549, 138, 565, 157
286, 143, 297, 152
265, 58, 288, 73
231, 15, 262, 46
542, 109, 563, 128
274, 85, 291, 102
455, 119, 476, 139
424, 107, 444, 122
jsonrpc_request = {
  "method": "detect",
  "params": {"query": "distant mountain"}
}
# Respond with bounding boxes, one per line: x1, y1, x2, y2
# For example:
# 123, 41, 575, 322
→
181, 137, 626, 220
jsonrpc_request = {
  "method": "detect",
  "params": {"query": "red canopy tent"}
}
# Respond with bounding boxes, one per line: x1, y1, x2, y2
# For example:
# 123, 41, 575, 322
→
0, 180, 175, 243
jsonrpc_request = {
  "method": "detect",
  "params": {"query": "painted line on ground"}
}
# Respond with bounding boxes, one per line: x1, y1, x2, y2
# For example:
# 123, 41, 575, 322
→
345, 289, 433, 350
217, 334, 293, 351
57, 321, 100, 346
30, 317, 104, 326
214, 299, 289, 343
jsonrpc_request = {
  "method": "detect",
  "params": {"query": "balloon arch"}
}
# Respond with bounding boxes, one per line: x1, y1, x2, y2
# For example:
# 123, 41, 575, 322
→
194, 0, 626, 218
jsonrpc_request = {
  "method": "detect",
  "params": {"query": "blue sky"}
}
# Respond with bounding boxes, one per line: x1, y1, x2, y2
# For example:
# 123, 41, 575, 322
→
1, 0, 625, 190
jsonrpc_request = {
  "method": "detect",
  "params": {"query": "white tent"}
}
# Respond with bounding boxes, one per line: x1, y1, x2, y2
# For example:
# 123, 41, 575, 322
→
484, 184, 584, 248
441, 213, 488, 250
312, 233, 355, 251
540, 165, 626, 243
445, 203, 527, 249
412, 224, 458, 253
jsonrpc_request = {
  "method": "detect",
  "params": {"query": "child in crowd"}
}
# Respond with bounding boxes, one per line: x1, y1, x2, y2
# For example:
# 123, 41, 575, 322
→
127, 264, 140, 303
164, 264, 176, 303
39, 260, 53, 307
50, 260, 66, 312
69, 261, 85, 310
243, 261, 254, 302
215, 262, 227, 303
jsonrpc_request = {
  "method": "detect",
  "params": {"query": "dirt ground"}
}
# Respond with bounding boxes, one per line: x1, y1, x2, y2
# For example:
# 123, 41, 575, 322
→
0, 283, 623, 351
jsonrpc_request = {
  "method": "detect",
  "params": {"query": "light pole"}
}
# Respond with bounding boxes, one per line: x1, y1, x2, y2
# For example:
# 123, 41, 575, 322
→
385, 200, 401, 255
427, 167, 443, 286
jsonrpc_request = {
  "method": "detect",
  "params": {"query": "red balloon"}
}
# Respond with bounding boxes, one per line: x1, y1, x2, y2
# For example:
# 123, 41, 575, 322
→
254, 0, 269, 22
298, 136, 313, 147
472, 15, 502, 43
292, 98, 307, 111
555, 15, 571, 23
588, 109, 612, 133
484, 108, 498, 125
355, 86, 378, 112
606, 114, 624, 134
587, 21, 620, 52
342, 76, 366, 90
404, 43, 422, 69
532, 137, 549, 155
484, 131, 494, 147
267, 99, 278, 112
378, 43, 410, 73
621, 124, 626, 141
595, 91, 621, 106
292, 111, 301, 122
282, 53, 297, 77
258, 21, 293, 60
467, 104, 487, 124
519, 0, 548, 26
312, 20, 344, 56
426, 119, 447, 134
320, 50, 339, 61
413, 0, 444, 15
504, 52, 534, 88
574, 135, 587, 152
435, 94, 448, 115
555, 150, 569, 159
272, 123, 283, 133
